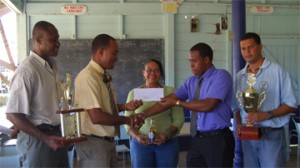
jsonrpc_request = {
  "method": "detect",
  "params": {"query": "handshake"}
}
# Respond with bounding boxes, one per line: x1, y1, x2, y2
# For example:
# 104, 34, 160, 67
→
128, 112, 147, 129
123, 99, 147, 129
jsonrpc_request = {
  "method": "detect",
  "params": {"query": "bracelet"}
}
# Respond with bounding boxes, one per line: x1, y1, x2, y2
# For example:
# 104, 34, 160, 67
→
176, 100, 181, 106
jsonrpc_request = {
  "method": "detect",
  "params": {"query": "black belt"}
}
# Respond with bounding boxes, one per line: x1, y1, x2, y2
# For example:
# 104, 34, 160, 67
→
83, 134, 115, 142
37, 124, 60, 131
196, 127, 230, 138
261, 126, 283, 133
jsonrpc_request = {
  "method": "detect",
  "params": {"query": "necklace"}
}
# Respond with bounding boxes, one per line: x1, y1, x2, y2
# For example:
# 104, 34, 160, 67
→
247, 66, 261, 73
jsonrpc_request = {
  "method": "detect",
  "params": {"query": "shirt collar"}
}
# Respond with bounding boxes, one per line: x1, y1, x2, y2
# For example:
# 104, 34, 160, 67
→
241, 57, 271, 75
89, 60, 106, 75
201, 65, 216, 79
30, 50, 53, 69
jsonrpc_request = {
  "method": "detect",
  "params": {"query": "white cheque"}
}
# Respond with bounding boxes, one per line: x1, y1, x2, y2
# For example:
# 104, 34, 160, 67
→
133, 88, 164, 102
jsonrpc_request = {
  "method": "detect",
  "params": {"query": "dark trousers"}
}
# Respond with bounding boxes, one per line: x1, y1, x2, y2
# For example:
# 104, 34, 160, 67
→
186, 128, 235, 168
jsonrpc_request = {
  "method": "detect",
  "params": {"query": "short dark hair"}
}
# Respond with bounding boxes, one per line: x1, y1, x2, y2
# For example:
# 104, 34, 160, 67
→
240, 32, 261, 45
190, 43, 213, 60
91, 34, 115, 54
146, 59, 164, 79
32, 21, 55, 39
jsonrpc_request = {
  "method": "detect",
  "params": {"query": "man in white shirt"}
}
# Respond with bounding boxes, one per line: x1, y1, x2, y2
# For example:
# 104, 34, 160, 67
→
6, 21, 69, 167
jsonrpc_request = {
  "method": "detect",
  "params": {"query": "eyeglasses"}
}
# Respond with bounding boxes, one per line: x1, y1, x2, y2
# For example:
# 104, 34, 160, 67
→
144, 69, 160, 73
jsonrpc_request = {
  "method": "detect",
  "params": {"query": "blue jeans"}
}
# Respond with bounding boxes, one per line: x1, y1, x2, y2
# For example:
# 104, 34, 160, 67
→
130, 138, 180, 167
241, 127, 287, 167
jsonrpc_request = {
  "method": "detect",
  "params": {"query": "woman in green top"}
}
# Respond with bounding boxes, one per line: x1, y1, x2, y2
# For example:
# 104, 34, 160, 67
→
125, 59, 184, 167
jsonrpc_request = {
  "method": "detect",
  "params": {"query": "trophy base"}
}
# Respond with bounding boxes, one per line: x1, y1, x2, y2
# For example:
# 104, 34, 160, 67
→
237, 126, 262, 140
60, 136, 87, 145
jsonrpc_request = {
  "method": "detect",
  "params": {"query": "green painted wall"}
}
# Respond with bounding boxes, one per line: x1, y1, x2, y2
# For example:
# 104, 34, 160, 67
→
16, 0, 300, 103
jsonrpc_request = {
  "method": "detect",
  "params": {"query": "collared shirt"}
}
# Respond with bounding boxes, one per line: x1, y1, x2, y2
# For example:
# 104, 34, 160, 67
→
174, 65, 233, 131
124, 85, 185, 138
233, 58, 297, 128
6, 51, 62, 126
74, 60, 117, 137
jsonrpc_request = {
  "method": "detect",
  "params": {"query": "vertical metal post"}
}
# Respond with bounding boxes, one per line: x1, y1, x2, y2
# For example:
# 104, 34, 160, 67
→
232, 0, 246, 167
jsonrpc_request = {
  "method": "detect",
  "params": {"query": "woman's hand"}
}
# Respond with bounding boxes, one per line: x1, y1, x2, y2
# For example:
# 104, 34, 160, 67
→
134, 134, 150, 145
152, 132, 168, 145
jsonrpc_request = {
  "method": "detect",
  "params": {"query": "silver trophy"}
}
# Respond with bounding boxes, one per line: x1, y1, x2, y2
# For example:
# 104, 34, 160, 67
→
64, 73, 73, 109
57, 73, 86, 145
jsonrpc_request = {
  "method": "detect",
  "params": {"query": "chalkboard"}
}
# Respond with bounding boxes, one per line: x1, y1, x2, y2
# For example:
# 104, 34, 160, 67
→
54, 39, 164, 104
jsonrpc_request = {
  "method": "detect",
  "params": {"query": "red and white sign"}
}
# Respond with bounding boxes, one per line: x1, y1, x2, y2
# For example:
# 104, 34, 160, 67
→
61, 4, 87, 15
251, 5, 274, 14
160, 0, 184, 3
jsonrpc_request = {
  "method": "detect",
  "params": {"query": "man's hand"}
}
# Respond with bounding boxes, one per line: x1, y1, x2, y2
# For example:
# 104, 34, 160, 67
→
235, 124, 242, 138
125, 99, 143, 111
130, 113, 145, 129
10, 125, 19, 139
42, 135, 68, 151
246, 111, 268, 123
159, 97, 176, 107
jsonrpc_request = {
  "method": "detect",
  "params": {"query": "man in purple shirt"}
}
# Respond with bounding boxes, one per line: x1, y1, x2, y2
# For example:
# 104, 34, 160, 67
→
141, 43, 234, 167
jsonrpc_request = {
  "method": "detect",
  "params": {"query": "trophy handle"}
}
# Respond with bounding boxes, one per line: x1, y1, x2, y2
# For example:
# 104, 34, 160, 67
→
236, 91, 244, 108
258, 91, 266, 108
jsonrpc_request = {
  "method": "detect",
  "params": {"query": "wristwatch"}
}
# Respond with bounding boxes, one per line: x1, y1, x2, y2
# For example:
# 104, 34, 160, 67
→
176, 100, 181, 106
267, 111, 274, 120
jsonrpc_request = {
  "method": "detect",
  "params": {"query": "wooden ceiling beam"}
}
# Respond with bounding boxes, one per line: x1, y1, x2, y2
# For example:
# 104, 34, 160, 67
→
0, 60, 15, 71
0, 3, 10, 17
0, 19, 16, 71
0, 71, 10, 86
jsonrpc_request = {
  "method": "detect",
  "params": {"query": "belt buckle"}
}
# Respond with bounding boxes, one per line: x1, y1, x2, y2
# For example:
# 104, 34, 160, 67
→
104, 136, 114, 142
196, 131, 207, 138
210, 131, 219, 136
198, 134, 204, 138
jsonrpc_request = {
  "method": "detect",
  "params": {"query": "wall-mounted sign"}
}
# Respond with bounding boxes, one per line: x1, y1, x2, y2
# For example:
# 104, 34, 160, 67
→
251, 5, 274, 14
161, 0, 184, 3
163, 3, 178, 13
61, 4, 87, 15
161, 0, 183, 13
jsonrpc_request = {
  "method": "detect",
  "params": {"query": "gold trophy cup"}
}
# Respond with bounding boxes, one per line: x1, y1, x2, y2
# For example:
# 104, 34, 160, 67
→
56, 73, 87, 145
236, 73, 266, 140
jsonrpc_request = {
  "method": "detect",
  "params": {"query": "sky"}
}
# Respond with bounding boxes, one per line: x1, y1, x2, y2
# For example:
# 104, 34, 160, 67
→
0, 11, 17, 65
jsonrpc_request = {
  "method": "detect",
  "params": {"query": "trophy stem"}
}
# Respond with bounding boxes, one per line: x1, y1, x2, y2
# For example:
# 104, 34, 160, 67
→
246, 122, 254, 127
